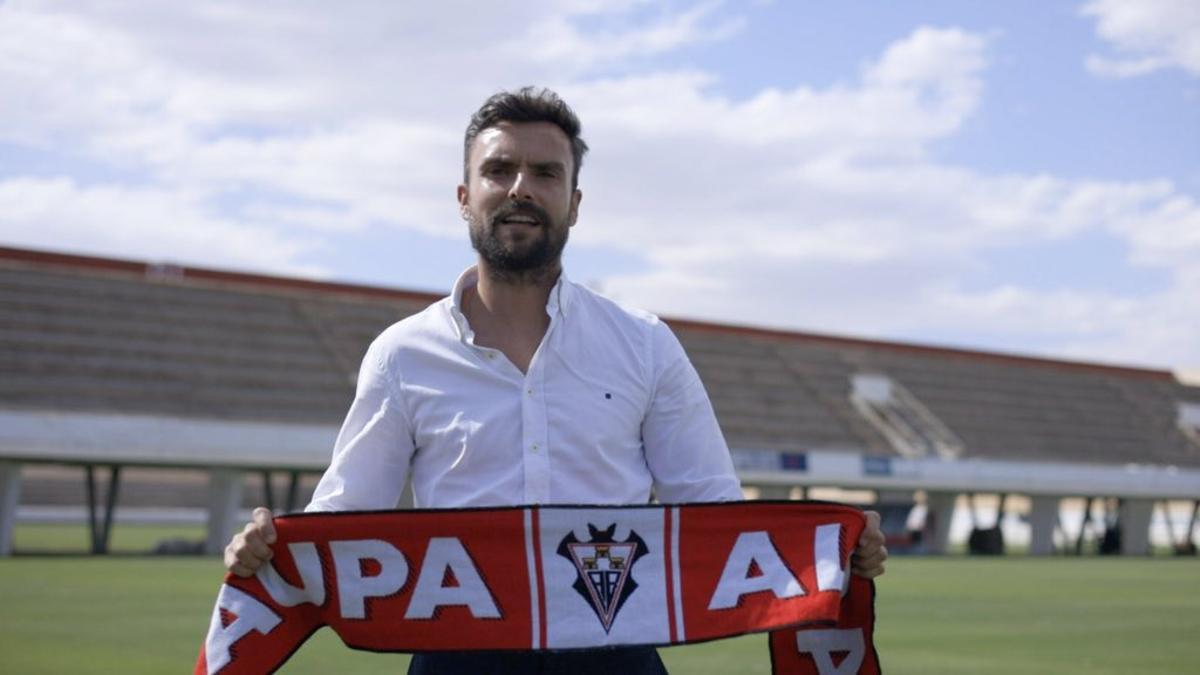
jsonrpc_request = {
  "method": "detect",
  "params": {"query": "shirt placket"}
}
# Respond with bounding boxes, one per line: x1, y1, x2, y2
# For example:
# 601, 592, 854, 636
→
521, 347, 551, 504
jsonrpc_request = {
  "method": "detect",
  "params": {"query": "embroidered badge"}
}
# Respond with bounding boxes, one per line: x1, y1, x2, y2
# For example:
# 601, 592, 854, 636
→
557, 523, 649, 633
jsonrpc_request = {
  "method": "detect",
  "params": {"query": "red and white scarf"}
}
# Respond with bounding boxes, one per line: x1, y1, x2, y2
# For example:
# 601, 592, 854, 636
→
196, 501, 881, 674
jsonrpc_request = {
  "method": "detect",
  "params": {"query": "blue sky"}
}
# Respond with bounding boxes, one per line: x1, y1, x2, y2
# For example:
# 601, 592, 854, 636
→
1, 0, 1197, 377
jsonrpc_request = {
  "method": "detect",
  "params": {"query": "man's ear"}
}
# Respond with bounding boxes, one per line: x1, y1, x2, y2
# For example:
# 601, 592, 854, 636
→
568, 188, 582, 227
457, 184, 469, 220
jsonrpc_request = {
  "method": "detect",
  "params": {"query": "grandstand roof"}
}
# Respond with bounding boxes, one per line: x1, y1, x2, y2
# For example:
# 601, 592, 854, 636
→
2, 245, 1197, 469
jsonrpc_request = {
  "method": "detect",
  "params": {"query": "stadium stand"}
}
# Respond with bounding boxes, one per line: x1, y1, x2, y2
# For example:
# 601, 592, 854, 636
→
1, 245, 1198, 557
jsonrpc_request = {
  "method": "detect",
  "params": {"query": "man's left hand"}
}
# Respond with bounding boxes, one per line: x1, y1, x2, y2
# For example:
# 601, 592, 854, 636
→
851, 510, 887, 579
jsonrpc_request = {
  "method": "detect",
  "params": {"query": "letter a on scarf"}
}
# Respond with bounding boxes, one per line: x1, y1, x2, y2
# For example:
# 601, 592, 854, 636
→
195, 502, 881, 674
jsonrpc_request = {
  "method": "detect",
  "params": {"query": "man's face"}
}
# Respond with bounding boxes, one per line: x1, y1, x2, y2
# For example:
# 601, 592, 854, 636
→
458, 121, 581, 275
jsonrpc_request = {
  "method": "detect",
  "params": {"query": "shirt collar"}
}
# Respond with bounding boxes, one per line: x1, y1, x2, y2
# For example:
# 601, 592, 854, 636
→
449, 266, 573, 339
546, 269, 572, 317
449, 266, 478, 340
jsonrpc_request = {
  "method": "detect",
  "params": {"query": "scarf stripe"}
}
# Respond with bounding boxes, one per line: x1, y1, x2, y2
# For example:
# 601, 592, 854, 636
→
667, 504, 686, 638
195, 501, 880, 674
523, 507, 542, 649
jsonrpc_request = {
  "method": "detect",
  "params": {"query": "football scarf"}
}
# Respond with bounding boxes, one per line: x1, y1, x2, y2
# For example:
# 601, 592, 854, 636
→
196, 501, 881, 674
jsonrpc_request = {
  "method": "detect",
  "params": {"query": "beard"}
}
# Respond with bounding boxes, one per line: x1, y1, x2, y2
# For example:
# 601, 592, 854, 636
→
469, 199, 570, 281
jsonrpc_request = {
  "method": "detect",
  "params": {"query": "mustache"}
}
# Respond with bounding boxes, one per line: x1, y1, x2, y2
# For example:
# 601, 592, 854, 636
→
489, 200, 550, 228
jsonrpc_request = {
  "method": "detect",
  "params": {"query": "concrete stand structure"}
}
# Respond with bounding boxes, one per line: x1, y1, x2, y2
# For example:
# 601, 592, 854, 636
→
1028, 495, 1060, 556
924, 491, 958, 554
1118, 499, 1154, 556
2, 246, 1199, 557
755, 485, 794, 500
206, 469, 245, 557
0, 461, 20, 556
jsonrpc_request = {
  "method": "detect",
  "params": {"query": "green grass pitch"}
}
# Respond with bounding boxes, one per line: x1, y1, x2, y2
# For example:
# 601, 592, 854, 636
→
1, 524, 1196, 674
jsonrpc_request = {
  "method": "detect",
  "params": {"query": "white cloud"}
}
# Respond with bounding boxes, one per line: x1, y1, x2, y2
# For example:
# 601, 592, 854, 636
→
1081, 0, 1200, 78
0, 0, 746, 242
0, 2, 1197, 372
569, 27, 988, 159
1085, 54, 1168, 79
0, 177, 326, 275
520, 0, 746, 72
566, 28, 1200, 369
596, 145, 1200, 367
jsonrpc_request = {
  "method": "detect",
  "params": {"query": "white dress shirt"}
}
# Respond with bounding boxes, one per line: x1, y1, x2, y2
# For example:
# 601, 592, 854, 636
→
307, 267, 742, 511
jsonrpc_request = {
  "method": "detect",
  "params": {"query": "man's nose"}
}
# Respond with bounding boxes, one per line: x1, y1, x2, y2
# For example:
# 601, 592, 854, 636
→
507, 171, 534, 201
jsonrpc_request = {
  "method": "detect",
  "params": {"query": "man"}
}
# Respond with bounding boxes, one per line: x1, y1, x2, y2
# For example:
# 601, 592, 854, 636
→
226, 87, 887, 674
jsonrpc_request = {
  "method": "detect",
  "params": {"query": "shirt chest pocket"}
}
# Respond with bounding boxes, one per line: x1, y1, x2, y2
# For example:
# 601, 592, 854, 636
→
546, 372, 649, 458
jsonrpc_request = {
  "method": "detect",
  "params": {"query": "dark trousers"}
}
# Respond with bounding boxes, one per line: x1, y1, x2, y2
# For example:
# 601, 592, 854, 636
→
407, 647, 668, 675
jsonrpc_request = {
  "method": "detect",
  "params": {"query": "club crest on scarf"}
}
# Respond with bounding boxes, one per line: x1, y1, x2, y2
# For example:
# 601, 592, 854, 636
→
556, 523, 649, 633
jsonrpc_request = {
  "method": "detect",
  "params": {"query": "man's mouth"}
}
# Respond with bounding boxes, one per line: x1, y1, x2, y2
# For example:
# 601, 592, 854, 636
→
498, 214, 540, 226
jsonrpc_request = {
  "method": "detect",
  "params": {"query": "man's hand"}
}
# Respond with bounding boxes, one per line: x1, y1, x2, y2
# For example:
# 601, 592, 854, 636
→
851, 510, 887, 579
224, 507, 276, 578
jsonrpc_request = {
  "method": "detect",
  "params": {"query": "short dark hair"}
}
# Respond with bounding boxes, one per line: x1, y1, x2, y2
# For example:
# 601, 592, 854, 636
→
463, 86, 589, 189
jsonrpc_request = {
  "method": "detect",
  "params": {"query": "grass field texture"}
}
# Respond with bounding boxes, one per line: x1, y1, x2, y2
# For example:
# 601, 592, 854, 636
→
1, 524, 1197, 674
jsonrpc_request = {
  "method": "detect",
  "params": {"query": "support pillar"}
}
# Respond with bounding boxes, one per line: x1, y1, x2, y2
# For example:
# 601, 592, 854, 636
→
924, 491, 957, 554
206, 469, 244, 556
1118, 498, 1154, 556
85, 465, 121, 554
876, 490, 915, 505
0, 461, 21, 556
285, 471, 301, 513
1028, 495, 1060, 556
755, 485, 793, 500
259, 470, 276, 513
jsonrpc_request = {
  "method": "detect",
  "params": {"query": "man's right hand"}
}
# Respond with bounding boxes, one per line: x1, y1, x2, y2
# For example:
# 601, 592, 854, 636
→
224, 507, 276, 577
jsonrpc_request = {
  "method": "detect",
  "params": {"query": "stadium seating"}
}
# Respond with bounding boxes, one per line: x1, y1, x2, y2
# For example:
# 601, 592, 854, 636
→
1, 246, 1198, 557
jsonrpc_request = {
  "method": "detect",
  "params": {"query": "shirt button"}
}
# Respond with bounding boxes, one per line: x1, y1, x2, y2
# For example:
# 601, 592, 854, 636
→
527, 388, 534, 396
531, 443, 539, 452
487, 353, 496, 359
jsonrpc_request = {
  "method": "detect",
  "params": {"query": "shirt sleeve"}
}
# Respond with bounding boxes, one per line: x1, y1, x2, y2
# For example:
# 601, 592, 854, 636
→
306, 335, 415, 512
642, 320, 744, 503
